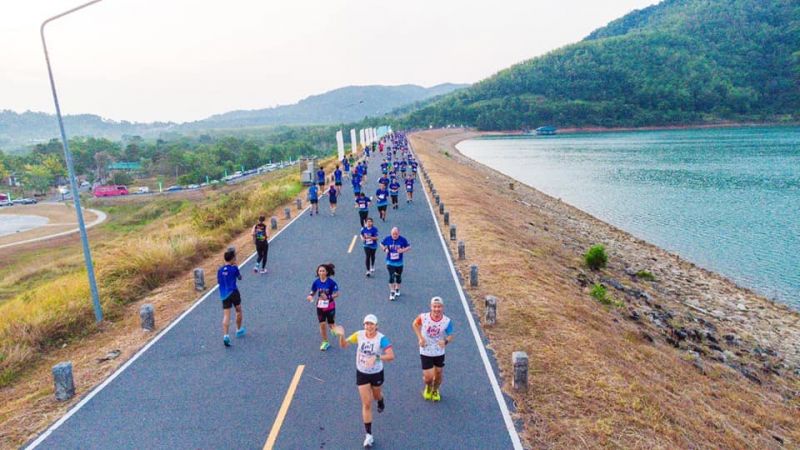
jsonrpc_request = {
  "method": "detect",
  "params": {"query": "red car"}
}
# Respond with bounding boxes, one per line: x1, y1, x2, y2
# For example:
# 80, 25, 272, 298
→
93, 185, 129, 197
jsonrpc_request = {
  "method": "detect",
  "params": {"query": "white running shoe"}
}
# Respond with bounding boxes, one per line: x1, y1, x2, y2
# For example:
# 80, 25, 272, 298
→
366, 271, 371, 277
363, 434, 374, 448
253, 265, 258, 273
389, 292, 395, 301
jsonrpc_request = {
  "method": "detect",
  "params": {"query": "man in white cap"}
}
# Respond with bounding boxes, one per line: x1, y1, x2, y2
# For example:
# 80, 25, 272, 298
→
339, 314, 395, 448
412, 296, 453, 401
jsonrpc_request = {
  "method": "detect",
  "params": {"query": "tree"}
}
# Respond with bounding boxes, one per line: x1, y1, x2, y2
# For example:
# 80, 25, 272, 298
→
23, 164, 53, 194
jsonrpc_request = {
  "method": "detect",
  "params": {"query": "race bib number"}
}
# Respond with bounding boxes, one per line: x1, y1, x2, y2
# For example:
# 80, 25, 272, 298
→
317, 299, 329, 309
390, 252, 400, 260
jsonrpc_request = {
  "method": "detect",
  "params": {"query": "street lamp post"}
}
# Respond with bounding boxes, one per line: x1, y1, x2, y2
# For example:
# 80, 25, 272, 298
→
41, 0, 105, 323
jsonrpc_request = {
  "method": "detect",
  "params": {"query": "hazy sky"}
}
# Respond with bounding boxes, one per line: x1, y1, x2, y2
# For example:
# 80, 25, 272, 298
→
1, 0, 657, 123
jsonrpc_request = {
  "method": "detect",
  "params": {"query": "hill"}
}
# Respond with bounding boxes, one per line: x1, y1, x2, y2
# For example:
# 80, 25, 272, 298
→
189, 83, 467, 129
398, 0, 800, 130
1, 84, 466, 152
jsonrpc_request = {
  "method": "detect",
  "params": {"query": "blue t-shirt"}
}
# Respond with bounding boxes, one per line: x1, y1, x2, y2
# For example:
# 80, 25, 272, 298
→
389, 181, 400, 195
308, 185, 319, 201
378, 176, 389, 187
361, 226, 379, 248
405, 179, 414, 192
381, 235, 410, 266
375, 188, 389, 206
334, 169, 342, 183
343, 160, 350, 172
328, 186, 338, 203
316, 169, 325, 183
217, 264, 241, 300
356, 196, 371, 211
310, 277, 339, 311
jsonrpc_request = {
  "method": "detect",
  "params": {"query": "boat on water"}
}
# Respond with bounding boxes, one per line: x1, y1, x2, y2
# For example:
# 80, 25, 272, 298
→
535, 126, 557, 135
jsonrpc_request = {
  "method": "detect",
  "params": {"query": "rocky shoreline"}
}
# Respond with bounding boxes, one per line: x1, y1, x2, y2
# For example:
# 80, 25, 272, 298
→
450, 130, 800, 384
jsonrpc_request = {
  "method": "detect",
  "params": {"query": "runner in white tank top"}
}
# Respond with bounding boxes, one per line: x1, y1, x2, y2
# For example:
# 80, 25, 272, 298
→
412, 297, 454, 402
339, 314, 395, 448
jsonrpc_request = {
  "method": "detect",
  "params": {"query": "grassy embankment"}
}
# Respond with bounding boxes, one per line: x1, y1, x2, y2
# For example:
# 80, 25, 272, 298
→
0, 167, 309, 388
411, 130, 799, 449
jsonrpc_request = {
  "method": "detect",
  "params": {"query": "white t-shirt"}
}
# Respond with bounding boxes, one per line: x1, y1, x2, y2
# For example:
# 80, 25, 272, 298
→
417, 313, 453, 357
347, 330, 392, 374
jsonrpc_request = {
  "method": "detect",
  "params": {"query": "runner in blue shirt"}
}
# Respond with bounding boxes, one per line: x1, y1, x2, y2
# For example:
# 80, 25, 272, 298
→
405, 175, 415, 203
377, 174, 389, 188
375, 183, 389, 222
327, 184, 338, 216
352, 173, 362, 196
389, 177, 401, 210
217, 247, 244, 347
334, 166, 343, 188
343, 158, 351, 178
306, 263, 340, 351
308, 184, 319, 216
381, 161, 389, 175
355, 192, 371, 227
380, 227, 410, 301
411, 161, 418, 178
316, 167, 325, 188
361, 217, 379, 277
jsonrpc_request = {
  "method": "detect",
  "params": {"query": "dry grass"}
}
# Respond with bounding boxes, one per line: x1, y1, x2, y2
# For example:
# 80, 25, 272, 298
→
411, 129, 799, 449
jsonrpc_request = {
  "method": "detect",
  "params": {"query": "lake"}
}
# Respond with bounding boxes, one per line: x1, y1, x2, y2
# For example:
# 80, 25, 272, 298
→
457, 126, 800, 308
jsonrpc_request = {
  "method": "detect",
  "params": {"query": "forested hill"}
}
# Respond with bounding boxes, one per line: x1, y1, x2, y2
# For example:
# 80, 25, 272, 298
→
191, 83, 466, 129
397, 0, 800, 130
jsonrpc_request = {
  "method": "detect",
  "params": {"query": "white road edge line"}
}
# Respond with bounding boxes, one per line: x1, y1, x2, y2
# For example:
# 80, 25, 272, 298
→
25, 204, 311, 449
413, 142, 524, 450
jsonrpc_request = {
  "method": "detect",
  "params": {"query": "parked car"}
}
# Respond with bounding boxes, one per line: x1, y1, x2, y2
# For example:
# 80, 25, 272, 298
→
0, 200, 11, 207
186, 184, 200, 190
93, 185, 129, 197
165, 185, 183, 192
135, 186, 150, 194
12, 198, 37, 205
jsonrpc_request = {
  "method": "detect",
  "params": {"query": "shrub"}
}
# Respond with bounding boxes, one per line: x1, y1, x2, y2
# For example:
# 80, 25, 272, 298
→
636, 270, 656, 281
590, 283, 623, 308
584, 244, 608, 270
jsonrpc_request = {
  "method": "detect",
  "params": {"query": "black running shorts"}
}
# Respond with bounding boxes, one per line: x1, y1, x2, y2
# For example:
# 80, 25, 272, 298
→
316, 308, 335, 324
420, 354, 445, 370
221, 290, 241, 309
356, 370, 385, 386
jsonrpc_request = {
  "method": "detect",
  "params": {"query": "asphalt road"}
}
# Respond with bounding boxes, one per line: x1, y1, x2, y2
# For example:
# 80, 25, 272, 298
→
29, 147, 521, 449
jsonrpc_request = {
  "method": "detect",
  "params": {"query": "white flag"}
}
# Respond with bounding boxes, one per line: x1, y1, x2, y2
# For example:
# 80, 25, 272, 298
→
336, 130, 345, 161
350, 129, 357, 154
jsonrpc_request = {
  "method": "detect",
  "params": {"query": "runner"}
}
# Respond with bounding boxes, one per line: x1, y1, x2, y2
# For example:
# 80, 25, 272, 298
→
405, 174, 415, 203
327, 183, 338, 216
412, 297, 454, 401
361, 217, 379, 277
352, 171, 363, 197
375, 183, 389, 222
334, 165, 343, 188
338, 314, 395, 448
355, 192, 371, 227
343, 157, 351, 179
251, 215, 269, 274
316, 166, 326, 189
308, 183, 320, 216
306, 263, 340, 351
380, 227, 410, 301
377, 173, 389, 189
217, 247, 245, 347
388, 177, 401, 210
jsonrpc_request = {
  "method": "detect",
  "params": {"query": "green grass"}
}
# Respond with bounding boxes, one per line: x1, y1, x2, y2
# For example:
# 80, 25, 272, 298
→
590, 283, 623, 308
636, 270, 656, 281
101, 199, 189, 233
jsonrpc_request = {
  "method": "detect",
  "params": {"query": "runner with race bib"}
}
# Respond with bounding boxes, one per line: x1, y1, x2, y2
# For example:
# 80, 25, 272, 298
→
412, 297, 454, 401
305, 263, 340, 351
380, 227, 410, 301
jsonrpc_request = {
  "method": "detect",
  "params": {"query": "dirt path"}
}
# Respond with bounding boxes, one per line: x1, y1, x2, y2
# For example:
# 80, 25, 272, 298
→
0, 203, 104, 249
410, 128, 799, 449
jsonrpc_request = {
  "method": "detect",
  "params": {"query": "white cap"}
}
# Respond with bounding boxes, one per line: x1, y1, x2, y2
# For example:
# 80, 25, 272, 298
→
431, 296, 444, 306
363, 314, 378, 324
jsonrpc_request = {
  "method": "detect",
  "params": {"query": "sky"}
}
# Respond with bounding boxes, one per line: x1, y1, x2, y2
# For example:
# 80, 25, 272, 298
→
1, 0, 657, 123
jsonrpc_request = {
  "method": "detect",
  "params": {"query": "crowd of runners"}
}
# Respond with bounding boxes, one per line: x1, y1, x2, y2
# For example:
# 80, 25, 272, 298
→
216, 132, 455, 447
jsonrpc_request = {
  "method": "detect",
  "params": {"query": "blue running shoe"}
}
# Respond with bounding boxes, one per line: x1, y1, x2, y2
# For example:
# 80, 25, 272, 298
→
223, 335, 231, 347
236, 327, 246, 338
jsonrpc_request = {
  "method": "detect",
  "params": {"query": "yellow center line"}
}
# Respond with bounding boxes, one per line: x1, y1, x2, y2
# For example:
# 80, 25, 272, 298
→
347, 234, 358, 253
264, 365, 305, 450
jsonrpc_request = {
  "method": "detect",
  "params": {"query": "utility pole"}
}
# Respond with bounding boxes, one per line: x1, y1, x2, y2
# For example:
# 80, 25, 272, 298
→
41, 0, 105, 322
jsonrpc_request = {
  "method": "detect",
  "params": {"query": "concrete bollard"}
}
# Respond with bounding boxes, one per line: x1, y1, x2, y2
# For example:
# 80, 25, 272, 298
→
140, 304, 155, 331
485, 296, 497, 326
470, 264, 478, 287
444, 211, 450, 226
270, 217, 278, 230
458, 240, 466, 260
450, 224, 457, 241
512, 352, 529, 391
193, 268, 205, 291
434, 194, 440, 205
296, 198, 302, 210
439, 202, 445, 214
432, 188, 437, 197
284, 207, 291, 219
52, 362, 75, 401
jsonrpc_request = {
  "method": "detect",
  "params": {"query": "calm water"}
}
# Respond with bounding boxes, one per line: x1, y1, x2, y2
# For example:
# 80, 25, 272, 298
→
458, 127, 800, 308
